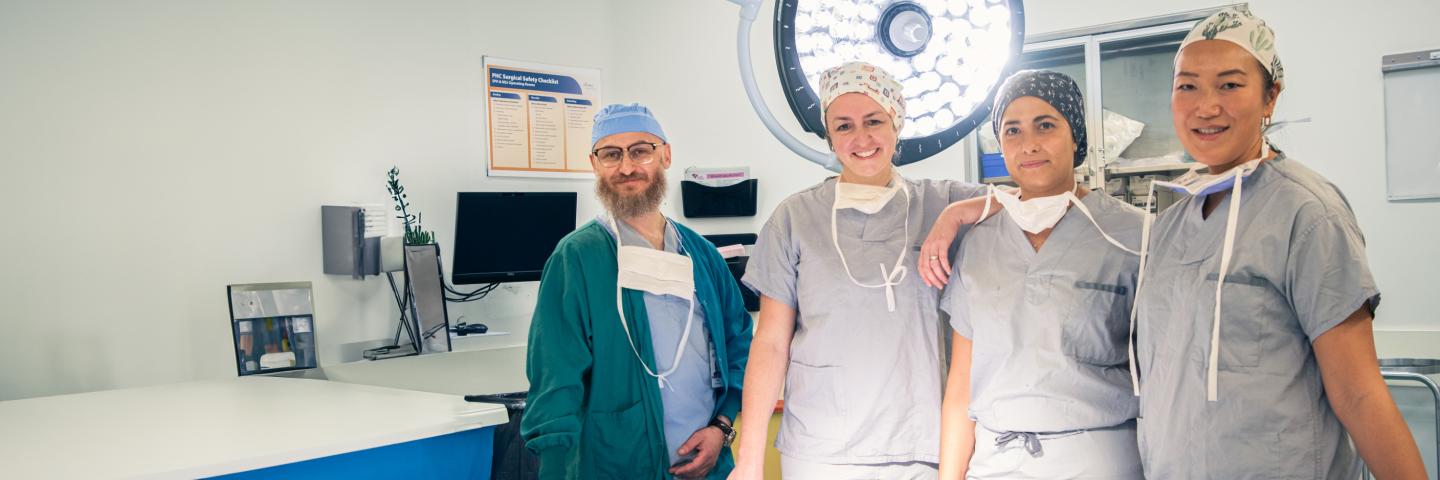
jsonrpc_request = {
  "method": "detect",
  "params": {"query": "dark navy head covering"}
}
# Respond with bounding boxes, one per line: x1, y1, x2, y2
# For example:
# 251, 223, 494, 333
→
991, 70, 1088, 167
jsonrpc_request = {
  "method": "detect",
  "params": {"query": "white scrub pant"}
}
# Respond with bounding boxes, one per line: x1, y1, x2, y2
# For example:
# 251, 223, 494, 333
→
780, 455, 938, 480
967, 420, 1142, 480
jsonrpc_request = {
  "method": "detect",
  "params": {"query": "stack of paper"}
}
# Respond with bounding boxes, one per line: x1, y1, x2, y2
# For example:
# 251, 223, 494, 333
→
685, 166, 751, 187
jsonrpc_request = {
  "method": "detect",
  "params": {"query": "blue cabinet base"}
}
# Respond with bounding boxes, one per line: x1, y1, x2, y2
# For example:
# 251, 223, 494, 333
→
214, 427, 494, 479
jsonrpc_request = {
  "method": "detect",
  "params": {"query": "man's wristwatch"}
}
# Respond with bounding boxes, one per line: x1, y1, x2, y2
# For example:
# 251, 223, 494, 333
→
709, 417, 736, 447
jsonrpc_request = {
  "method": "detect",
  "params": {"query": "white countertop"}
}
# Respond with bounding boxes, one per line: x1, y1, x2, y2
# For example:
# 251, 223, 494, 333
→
0, 376, 508, 479
295, 344, 529, 396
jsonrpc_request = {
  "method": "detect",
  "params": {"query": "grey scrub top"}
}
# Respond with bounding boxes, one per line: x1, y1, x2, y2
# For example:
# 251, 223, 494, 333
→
1134, 153, 1379, 479
942, 192, 1142, 434
742, 177, 986, 464
608, 217, 717, 467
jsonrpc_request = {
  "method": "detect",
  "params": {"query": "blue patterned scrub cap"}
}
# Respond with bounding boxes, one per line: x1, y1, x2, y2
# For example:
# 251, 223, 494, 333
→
991, 70, 1088, 167
1180, 5, 1284, 90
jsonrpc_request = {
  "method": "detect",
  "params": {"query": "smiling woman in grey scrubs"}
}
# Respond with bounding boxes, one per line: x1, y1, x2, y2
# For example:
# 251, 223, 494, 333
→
1131, 6, 1425, 479
932, 70, 1146, 479
729, 61, 987, 480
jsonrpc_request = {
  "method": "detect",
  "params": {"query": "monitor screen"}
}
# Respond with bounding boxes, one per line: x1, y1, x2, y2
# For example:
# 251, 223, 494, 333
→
452, 192, 577, 284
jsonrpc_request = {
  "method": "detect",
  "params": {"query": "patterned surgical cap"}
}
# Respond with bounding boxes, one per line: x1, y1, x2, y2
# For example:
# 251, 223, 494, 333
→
991, 70, 1088, 167
818, 61, 907, 133
1180, 5, 1284, 90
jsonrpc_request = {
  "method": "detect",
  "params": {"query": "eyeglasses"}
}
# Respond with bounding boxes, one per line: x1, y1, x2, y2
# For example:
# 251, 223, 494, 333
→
592, 142, 664, 168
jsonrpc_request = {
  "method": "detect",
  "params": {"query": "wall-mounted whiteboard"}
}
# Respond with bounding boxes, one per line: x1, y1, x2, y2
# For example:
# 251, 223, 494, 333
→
1383, 49, 1440, 201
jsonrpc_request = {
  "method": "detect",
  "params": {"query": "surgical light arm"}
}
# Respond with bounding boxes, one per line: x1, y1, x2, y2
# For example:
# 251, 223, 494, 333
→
727, 0, 842, 172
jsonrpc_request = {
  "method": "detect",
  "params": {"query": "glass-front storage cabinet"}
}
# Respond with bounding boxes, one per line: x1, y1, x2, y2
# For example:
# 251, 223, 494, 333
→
976, 6, 1233, 213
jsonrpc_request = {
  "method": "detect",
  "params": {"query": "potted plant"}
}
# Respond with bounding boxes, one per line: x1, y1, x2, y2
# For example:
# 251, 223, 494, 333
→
386, 167, 435, 246
385, 167, 451, 353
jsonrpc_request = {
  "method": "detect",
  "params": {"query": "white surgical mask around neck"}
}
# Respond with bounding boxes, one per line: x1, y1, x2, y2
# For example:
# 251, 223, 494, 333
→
991, 181, 1078, 234
830, 175, 911, 312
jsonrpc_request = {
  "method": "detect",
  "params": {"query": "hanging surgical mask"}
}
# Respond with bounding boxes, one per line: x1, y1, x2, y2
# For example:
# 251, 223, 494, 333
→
831, 175, 911, 313
835, 179, 902, 214
1126, 141, 1272, 402
990, 183, 1079, 234
617, 246, 694, 300
976, 184, 1141, 256
607, 216, 697, 390
1153, 142, 1269, 197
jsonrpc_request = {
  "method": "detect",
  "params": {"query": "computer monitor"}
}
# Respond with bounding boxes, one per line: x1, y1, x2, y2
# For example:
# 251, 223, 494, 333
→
452, 192, 577, 284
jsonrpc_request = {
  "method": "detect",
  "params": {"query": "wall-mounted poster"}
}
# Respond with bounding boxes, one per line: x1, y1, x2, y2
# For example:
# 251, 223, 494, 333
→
484, 56, 602, 179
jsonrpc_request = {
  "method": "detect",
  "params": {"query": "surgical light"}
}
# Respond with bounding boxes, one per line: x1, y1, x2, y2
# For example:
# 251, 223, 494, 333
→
727, 0, 1025, 170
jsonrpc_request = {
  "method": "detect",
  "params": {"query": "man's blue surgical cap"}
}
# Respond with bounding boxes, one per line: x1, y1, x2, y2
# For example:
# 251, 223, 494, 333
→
591, 103, 668, 147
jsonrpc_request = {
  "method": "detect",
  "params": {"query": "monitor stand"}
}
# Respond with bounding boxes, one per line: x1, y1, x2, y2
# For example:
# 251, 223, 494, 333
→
362, 343, 418, 361
362, 272, 422, 361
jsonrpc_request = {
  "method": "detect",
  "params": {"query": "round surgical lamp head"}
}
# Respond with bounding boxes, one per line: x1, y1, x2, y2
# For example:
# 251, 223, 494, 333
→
879, 3, 933, 57
769, 0, 1025, 167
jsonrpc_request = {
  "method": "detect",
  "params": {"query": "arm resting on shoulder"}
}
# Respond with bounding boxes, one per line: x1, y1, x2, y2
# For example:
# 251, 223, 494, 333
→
920, 191, 1004, 288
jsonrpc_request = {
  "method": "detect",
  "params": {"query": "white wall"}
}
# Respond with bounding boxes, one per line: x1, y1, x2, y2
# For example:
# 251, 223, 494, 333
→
0, 0, 623, 400
3, 0, 1436, 401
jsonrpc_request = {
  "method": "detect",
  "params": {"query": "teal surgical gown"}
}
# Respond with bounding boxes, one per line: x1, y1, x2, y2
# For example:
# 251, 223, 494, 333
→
521, 220, 753, 480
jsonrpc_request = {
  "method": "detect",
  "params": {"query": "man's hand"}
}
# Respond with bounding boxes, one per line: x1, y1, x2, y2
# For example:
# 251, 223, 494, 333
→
669, 426, 725, 479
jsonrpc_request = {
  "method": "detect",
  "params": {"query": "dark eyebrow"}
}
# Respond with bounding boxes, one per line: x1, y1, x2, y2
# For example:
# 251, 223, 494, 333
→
1175, 69, 1249, 78
1002, 114, 1059, 127
830, 110, 887, 122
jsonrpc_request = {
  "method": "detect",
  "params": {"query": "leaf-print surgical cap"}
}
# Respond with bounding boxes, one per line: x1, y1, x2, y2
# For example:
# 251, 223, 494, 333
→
991, 69, 1088, 167
1180, 5, 1284, 90
819, 61, 907, 133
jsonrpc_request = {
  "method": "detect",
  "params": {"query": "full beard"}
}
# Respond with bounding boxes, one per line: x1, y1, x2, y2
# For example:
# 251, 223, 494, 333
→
596, 168, 667, 220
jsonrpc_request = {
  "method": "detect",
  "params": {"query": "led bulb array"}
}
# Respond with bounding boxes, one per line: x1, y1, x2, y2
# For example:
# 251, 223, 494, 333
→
794, 0, 1015, 139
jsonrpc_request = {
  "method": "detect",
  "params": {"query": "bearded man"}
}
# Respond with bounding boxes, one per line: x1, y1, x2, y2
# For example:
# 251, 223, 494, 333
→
520, 103, 753, 479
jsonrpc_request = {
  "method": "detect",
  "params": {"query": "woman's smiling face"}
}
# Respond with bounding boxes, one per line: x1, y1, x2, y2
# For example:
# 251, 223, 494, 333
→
1171, 40, 1280, 174
825, 92, 898, 182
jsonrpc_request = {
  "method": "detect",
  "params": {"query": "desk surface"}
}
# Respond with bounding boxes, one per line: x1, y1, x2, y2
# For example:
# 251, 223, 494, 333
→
291, 343, 530, 396
0, 376, 507, 479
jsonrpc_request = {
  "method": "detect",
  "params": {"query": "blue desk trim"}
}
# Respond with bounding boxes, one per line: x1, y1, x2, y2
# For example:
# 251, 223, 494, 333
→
213, 427, 494, 479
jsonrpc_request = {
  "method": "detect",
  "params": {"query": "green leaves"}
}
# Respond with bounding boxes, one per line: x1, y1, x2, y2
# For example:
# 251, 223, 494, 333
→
404, 228, 434, 246
386, 166, 435, 245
